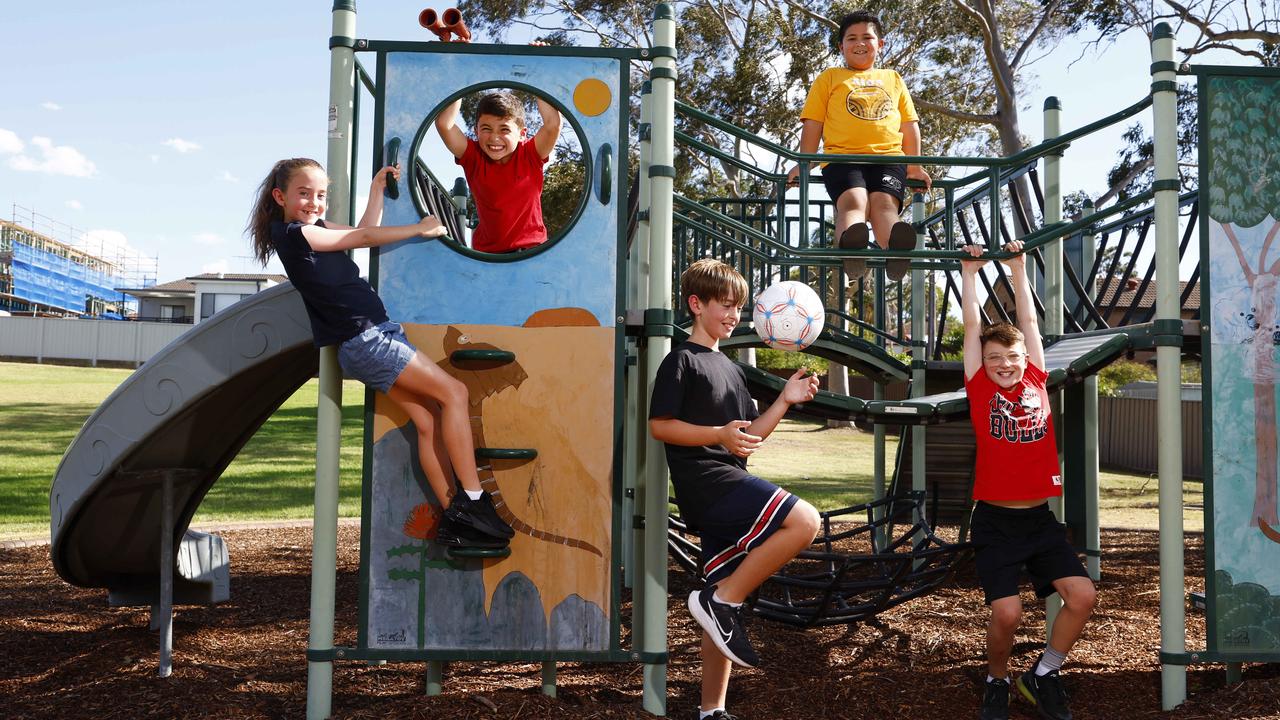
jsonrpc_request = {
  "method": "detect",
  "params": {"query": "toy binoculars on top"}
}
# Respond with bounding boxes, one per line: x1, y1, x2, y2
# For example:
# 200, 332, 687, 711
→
419, 8, 471, 42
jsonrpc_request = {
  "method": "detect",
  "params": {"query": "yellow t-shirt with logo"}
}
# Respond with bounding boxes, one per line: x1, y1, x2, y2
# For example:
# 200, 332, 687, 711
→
799, 67, 919, 157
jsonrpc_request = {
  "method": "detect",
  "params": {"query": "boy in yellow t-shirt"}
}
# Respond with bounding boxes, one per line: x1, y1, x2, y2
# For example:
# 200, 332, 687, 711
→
787, 11, 931, 281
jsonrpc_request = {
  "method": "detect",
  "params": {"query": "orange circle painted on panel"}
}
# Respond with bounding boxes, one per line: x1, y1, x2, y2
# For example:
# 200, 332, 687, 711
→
573, 78, 612, 117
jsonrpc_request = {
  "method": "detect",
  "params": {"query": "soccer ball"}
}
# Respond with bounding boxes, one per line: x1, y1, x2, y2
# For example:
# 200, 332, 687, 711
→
752, 281, 825, 351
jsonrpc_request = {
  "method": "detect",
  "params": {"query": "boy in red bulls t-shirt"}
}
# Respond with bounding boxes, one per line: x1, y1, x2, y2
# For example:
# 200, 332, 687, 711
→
961, 240, 1097, 720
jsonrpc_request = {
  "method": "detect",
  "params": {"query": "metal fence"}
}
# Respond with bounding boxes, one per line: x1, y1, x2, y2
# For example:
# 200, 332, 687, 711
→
0, 316, 189, 367
1098, 395, 1203, 478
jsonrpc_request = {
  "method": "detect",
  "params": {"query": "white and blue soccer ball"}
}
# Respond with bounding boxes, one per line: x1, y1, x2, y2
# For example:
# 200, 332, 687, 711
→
752, 280, 825, 351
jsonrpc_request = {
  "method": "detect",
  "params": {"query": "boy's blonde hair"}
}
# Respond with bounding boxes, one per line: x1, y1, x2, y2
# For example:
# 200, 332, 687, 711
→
981, 321, 1024, 350
681, 258, 749, 312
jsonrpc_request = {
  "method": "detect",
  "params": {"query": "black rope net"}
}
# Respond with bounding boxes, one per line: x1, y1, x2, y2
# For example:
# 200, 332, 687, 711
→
668, 491, 973, 628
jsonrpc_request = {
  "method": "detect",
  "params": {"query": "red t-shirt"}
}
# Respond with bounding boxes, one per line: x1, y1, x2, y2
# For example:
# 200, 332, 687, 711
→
458, 138, 548, 253
964, 362, 1062, 502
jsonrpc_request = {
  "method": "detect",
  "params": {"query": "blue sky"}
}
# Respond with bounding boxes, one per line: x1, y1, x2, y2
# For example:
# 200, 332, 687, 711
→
0, 2, 1252, 285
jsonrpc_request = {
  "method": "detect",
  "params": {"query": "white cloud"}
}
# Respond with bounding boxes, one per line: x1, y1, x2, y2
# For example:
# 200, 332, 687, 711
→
202, 259, 229, 275
193, 232, 224, 247
0, 129, 24, 154
42, 101, 62, 111
65, 200, 83, 211
7, 136, 96, 177
219, 170, 239, 183
163, 138, 201, 154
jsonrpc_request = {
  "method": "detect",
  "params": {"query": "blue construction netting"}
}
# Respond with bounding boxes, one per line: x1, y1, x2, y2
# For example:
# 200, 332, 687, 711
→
10, 241, 128, 314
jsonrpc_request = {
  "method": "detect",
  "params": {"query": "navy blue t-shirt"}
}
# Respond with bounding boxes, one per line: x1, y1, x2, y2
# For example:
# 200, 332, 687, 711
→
270, 220, 388, 347
649, 341, 759, 529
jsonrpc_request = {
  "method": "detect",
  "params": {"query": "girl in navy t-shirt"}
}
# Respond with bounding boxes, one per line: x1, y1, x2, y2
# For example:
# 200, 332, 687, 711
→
246, 157, 513, 548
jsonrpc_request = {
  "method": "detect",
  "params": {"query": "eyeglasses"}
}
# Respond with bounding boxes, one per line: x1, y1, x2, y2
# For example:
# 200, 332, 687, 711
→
983, 352, 1027, 364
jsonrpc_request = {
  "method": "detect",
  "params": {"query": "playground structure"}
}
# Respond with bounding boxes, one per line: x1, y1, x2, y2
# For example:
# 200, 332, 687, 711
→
45, 4, 1280, 719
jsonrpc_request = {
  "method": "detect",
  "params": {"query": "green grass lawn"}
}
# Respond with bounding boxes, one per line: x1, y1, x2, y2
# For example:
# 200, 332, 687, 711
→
0, 361, 365, 540
0, 361, 1202, 539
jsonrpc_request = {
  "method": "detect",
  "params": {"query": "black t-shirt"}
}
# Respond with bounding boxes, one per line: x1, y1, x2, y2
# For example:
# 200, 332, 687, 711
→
270, 220, 389, 347
649, 341, 759, 529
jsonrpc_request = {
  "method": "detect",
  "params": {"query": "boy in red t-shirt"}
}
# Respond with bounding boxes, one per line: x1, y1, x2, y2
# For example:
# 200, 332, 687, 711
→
961, 240, 1097, 720
434, 91, 561, 253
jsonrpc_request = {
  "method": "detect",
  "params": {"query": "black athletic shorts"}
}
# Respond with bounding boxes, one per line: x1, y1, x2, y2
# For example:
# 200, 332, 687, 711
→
820, 162, 907, 208
970, 501, 1088, 605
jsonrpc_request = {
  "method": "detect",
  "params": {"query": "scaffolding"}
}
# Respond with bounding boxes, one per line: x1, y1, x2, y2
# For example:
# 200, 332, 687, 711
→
1, 205, 158, 317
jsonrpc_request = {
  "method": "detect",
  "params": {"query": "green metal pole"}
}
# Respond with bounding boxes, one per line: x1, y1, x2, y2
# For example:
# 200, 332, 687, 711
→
1151, 22, 1187, 710
1081, 200, 1100, 580
624, 85, 653, 593
641, 5, 676, 715
307, 4, 355, 719
873, 381, 886, 549
1042, 96, 1065, 637
628, 81, 653, 603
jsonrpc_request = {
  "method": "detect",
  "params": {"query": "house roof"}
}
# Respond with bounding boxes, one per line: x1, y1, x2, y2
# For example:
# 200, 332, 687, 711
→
117, 273, 287, 297
1096, 279, 1199, 311
185, 273, 288, 283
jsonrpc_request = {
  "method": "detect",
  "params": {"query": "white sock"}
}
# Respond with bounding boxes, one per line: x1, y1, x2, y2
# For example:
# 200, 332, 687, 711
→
1036, 646, 1067, 676
464, 488, 483, 501
711, 590, 741, 608
987, 674, 1007, 684
699, 708, 725, 719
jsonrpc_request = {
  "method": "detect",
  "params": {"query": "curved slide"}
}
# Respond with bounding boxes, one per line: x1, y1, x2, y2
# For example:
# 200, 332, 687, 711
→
50, 282, 317, 598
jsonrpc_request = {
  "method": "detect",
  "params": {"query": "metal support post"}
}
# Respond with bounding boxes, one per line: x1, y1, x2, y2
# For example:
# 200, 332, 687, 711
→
425, 661, 443, 695
1042, 96, 1065, 636
625, 82, 655, 593
307, 7, 355, 717
640, 5, 676, 715
158, 471, 174, 678
1151, 23, 1187, 711
541, 662, 557, 697
1081, 200, 1100, 580
910, 195, 926, 546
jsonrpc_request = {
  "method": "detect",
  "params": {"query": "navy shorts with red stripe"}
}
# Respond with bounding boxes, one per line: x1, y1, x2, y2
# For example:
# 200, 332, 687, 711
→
698, 475, 798, 585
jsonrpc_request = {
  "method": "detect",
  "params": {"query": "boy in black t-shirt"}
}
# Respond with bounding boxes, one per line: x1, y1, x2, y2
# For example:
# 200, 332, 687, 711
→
649, 258, 822, 720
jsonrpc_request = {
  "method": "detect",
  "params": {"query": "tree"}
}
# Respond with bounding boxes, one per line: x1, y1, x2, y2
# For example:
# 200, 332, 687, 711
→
456, 0, 1120, 200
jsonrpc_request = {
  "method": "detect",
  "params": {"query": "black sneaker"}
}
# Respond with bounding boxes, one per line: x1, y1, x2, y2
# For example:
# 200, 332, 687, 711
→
1016, 669, 1072, 720
886, 220, 915, 281
687, 585, 758, 668
435, 517, 509, 549
444, 491, 514, 539
696, 711, 740, 720
979, 677, 1009, 720
839, 223, 870, 280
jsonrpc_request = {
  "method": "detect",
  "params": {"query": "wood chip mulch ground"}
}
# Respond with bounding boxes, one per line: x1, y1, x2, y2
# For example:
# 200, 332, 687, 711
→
2, 526, 1277, 719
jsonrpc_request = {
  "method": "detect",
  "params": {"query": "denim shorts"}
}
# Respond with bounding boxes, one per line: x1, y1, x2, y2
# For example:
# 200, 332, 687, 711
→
337, 321, 417, 393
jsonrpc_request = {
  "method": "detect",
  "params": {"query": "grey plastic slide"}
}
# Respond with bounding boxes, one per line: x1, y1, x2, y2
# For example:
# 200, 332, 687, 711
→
50, 282, 318, 600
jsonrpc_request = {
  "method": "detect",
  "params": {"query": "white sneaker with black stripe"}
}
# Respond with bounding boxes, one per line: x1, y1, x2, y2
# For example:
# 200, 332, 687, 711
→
687, 585, 758, 668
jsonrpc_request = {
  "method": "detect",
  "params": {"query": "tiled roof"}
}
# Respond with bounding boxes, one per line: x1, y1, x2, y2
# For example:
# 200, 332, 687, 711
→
1095, 279, 1199, 310
185, 273, 289, 283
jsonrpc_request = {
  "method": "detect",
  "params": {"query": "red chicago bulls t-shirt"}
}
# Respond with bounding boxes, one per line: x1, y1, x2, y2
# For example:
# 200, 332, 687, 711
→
964, 361, 1062, 502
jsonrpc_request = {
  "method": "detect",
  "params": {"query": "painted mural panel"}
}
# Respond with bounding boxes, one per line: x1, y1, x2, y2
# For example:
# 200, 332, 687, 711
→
1203, 72, 1280, 654
360, 49, 622, 653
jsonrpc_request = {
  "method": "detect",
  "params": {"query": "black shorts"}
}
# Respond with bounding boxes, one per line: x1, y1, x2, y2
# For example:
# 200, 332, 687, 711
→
820, 162, 907, 207
970, 501, 1088, 605
697, 475, 798, 585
